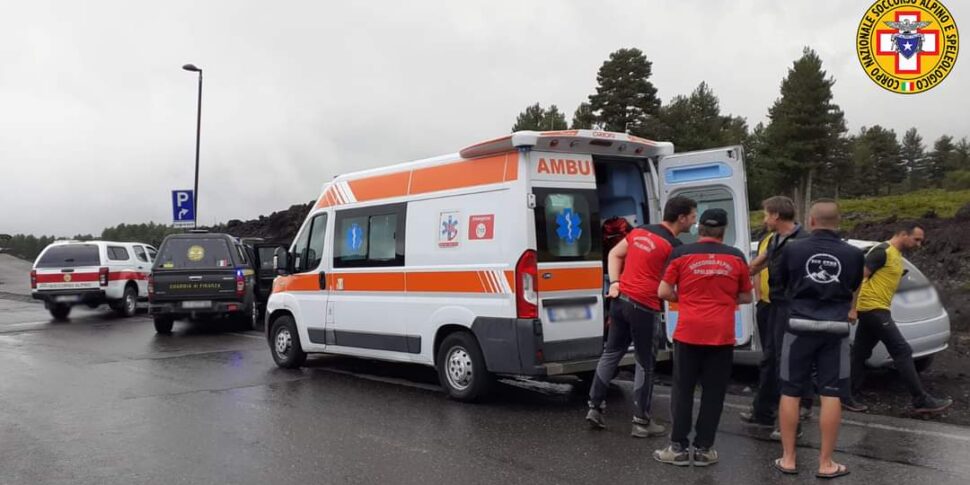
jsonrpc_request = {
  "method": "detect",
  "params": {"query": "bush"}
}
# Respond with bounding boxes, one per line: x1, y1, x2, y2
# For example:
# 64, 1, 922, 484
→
943, 171, 970, 191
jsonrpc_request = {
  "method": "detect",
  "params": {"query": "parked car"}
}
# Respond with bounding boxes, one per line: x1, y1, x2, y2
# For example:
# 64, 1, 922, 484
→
148, 232, 283, 334
31, 240, 156, 320
734, 239, 951, 371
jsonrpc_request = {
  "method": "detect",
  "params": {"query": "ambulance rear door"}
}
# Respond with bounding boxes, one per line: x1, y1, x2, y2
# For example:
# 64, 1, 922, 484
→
656, 146, 753, 346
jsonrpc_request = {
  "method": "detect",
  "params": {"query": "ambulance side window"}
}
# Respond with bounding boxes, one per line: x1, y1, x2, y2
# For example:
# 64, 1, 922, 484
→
334, 203, 407, 268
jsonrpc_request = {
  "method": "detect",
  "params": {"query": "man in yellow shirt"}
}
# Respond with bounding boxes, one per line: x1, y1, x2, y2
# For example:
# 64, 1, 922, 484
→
845, 222, 953, 414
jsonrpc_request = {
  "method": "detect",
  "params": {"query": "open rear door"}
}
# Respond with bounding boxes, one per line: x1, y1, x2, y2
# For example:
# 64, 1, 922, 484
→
657, 146, 753, 346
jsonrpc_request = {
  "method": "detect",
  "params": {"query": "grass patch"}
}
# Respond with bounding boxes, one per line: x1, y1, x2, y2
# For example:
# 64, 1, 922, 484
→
749, 189, 970, 230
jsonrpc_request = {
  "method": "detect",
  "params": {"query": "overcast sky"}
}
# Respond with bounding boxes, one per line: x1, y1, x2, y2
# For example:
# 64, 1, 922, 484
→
2, 0, 967, 236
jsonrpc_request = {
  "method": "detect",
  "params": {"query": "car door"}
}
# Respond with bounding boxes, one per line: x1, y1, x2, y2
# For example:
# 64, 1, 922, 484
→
288, 211, 331, 352
656, 146, 753, 346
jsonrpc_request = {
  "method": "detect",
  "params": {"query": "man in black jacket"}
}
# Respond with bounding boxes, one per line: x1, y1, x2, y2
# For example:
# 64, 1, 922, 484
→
772, 200, 864, 480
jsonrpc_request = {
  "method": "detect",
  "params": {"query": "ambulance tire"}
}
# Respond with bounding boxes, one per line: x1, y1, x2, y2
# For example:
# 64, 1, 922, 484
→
436, 331, 493, 402
154, 316, 174, 334
50, 304, 71, 321
270, 316, 306, 369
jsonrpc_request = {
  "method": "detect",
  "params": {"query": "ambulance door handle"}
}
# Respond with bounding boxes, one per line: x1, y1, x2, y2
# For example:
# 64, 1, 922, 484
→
318, 271, 327, 290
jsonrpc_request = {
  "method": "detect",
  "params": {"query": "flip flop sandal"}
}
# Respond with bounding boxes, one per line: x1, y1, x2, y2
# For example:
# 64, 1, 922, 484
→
772, 458, 798, 475
816, 464, 851, 479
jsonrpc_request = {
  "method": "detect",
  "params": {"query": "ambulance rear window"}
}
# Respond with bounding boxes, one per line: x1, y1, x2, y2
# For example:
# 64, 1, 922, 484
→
154, 238, 235, 270
533, 188, 601, 262
36, 244, 101, 268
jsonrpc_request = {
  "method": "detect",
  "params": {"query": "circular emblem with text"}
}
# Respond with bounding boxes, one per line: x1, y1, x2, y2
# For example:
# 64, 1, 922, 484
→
187, 245, 205, 262
856, 0, 959, 94
63, 274, 72, 282
805, 253, 842, 284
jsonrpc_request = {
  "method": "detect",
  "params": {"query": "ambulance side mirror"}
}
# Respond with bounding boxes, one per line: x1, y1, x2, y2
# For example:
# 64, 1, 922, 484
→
273, 247, 290, 276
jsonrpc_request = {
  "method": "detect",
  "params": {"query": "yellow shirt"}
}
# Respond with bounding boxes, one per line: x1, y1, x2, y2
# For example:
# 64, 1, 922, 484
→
857, 242, 903, 312
756, 233, 773, 303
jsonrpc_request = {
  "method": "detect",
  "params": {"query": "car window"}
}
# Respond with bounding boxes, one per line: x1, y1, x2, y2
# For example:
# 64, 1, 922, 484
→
155, 238, 234, 269
533, 188, 601, 263
236, 245, 248, 264
257, 247, 277, 270
670, 187, 737, 247
146, 247, 157, 262
35, 244, 101, 268
293, 213, 328, 273
107, 246, 130, 261
133, 245, 149, 263
333, 204, 406, 268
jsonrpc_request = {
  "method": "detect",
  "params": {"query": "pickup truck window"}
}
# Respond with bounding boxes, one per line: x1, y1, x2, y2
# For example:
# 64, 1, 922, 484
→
155, 238, 234, 270
36, 244, 100, 268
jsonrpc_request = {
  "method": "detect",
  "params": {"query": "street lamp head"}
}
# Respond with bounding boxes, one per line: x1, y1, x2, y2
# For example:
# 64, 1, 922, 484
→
182, 64, 201, 72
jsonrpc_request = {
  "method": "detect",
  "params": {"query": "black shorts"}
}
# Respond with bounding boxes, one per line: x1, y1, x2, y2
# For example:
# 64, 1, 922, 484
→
779, 330, 849, 398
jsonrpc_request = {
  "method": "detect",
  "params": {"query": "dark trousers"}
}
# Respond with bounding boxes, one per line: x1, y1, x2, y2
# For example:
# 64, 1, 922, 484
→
670, 341, 733, 450
589, 297, 658, 420
752, 301, 811, 422
850, 309, 926, 400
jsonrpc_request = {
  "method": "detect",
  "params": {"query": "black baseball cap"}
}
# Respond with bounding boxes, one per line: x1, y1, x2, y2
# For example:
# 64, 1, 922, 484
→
699, 208, 729, 228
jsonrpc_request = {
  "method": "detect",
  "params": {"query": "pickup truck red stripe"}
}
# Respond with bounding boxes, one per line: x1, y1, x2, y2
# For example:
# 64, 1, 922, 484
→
35, 271, 149, 283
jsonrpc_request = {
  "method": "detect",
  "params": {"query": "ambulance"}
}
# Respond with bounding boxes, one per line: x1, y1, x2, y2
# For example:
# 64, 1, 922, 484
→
265, 130, 751, 401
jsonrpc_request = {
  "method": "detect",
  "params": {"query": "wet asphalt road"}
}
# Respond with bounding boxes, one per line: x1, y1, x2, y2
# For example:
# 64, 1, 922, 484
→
1, 297, 969, 485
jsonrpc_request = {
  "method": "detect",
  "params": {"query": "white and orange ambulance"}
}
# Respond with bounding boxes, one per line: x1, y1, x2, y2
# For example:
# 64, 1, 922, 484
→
265, 130, 752, 400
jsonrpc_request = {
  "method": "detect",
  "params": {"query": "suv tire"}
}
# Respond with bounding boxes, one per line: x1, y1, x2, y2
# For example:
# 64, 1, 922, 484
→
237, 302, 258, 331
436, 331, 493, 402
50, 304, 71, 321
154, 316, 174, 334
270, 315, 306, 369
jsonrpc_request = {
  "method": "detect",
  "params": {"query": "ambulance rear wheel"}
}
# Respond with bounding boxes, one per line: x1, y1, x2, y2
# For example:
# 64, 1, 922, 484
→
50, 304, 71, 321
437, 331, 492, 402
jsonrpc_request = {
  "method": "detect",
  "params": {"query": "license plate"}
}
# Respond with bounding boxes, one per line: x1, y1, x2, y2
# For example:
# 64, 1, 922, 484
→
182, 300, 212, 309
547, 306, 592, 322
55, 295, 80, 303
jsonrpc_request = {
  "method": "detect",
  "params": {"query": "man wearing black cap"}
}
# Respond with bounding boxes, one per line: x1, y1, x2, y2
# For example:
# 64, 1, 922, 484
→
654, 208, 753, 467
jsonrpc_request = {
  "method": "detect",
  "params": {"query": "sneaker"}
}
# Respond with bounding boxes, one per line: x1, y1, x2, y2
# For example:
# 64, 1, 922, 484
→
799, 405, 814, 421
842, 397, 869, 413
913, 395, 953, 414
692, 447, 719, 467
769, 424, 804, 441
739, 411, 774, 428
653, 443, 691, 466
586, 407, 606, 429
631, 416, 666, 438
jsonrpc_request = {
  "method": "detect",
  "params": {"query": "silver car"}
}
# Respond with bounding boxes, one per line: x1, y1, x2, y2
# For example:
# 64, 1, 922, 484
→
734, 239, 951, 371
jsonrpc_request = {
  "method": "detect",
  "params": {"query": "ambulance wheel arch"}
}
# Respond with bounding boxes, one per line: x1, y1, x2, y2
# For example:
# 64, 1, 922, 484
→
265, 295, 309, 348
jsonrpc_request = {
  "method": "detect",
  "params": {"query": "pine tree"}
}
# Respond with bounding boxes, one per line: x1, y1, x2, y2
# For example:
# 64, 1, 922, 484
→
761, 47, 847, 220
927, 135, 955, 185
850, 126, 901, 196
541, 105, 568, 131
588, 48, 661, 133
512, 103, 568, 132
653, 82, 748, 151
900, 128, 927, 191
570, 102, 596, 129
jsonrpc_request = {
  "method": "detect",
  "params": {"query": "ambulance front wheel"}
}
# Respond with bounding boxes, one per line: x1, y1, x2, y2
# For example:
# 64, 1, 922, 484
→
436, 331, 493, 402
271, 315, 306, 369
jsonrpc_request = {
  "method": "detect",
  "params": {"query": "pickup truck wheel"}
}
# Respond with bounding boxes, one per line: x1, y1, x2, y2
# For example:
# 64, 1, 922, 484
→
436, 331, 493, 402
116, 285, 137, 318
50, 304, 71, 321
154, 316, 174, 334
271, 316, 306, 369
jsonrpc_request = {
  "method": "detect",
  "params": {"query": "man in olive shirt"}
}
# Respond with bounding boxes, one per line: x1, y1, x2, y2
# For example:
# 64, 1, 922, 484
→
845, 222, 952, 414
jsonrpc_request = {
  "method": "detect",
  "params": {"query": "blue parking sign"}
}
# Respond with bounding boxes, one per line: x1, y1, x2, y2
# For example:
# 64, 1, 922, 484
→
172, 190, 195, 227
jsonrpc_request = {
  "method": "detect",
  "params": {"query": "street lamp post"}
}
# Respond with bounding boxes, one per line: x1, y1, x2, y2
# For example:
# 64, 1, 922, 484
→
182, 63, 203, 228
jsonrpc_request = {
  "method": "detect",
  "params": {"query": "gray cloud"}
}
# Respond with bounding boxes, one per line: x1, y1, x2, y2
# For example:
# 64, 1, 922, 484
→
2, 0, 967, 235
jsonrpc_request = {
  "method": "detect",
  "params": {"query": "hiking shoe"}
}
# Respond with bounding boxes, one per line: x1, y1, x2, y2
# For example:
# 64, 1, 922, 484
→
841, 397, 869, 413
769, 424, 804, 441
653, 443, 691, 466
692, 447, 719, 467
631, 416, 666, 438
914, 395, 953, 414
799, 405, 813, 421
739, 411, 774, 428
585, 407, 606, 429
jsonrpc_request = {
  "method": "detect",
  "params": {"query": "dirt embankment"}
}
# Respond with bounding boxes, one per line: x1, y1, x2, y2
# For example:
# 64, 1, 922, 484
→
219, 202, 313, 246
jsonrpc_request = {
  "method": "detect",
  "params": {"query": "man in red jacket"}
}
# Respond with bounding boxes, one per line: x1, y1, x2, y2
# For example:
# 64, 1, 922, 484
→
654, 208, 753, 467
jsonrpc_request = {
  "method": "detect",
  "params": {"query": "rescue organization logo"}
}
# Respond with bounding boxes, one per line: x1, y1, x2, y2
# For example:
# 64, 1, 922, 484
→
439, 211, 461, 248
804, 253, 843, 284
555, 208, 583, 245
63, 274, 72, 282
856, 0, 959, 94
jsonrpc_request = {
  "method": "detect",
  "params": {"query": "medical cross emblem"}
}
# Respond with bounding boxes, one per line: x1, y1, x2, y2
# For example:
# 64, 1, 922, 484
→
876, 11, 940, 74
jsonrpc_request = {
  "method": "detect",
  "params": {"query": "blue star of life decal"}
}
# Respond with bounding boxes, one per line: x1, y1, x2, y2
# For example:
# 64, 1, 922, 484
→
346, 223, 364, 252
441, 215, 459, 241
556, 208, 582, 244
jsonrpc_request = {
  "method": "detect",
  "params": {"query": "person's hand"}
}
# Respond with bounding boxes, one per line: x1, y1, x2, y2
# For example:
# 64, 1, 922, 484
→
848, 308, 858, 324
607, 282, 620, 299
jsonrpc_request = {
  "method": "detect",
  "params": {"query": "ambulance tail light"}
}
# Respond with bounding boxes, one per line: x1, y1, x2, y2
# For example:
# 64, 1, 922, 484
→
235, 270, 245, 298
99, 267, 109, 287
516, 250, 538, 319
30, 270, 37, 289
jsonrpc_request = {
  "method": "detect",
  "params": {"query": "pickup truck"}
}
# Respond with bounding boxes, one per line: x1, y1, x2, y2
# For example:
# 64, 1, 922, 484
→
148, 232, 283, 334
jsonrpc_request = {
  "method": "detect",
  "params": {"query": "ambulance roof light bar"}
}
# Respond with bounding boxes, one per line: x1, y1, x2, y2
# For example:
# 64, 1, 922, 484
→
459, 130, 674, 160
